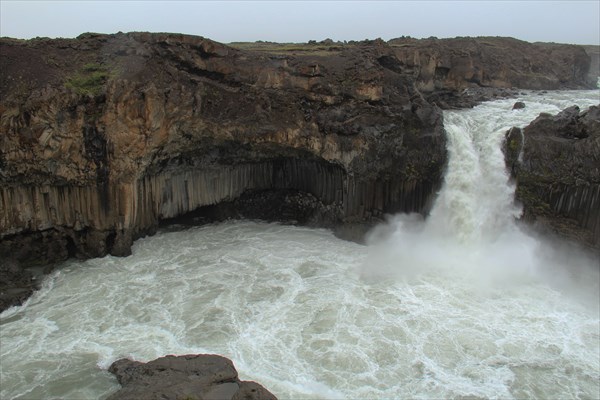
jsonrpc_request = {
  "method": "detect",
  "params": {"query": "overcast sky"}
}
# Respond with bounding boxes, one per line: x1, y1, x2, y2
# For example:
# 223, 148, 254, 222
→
1, 1, 599, 45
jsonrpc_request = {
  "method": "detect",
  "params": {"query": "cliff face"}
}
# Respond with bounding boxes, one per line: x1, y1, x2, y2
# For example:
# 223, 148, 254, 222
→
582, 45, 599, 86
0, 33, 446, 267
389, 37, 592, 108
506, 106, 600, 251
1, 33, 597, 310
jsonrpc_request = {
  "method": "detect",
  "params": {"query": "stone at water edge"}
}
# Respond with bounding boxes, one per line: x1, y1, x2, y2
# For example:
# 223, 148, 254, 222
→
0, 259, 36, 311
106, 354, 278, 400
509, 105, 600, 250
512, 101, 526, 110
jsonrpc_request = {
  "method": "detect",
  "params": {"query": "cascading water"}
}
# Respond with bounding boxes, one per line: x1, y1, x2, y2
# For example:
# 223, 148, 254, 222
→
1, 90, 599, 400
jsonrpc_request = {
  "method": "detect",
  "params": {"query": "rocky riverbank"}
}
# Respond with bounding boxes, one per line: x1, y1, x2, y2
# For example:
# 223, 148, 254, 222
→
505, 105, 600, 251
1, 32, 448, 310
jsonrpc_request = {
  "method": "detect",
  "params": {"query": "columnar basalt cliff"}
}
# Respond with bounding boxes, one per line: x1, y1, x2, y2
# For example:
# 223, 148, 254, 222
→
0, 33, 446, 279
505, 105, 600, 251
0, 33, 597, 310
389, 37, 593, 108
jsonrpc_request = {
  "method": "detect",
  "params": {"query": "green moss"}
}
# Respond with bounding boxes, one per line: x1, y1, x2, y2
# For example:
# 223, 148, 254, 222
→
402, 162, 422, 180
65, 63, 110, 96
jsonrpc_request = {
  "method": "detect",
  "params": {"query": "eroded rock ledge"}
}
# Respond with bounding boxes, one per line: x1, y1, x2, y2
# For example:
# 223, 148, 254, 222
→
0, 33, 445, 269
107, 354, 277, 400
0, 33, 595, 310
506, 105, 600, 250
389, 36, 593, 108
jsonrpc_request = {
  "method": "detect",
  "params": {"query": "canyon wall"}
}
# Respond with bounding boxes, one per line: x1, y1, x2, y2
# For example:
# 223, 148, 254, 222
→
389, 37, 593, 108
0, 33, 597, 309
0, 32, 446, 269
505, 106, 600, 251
582, 45, 599, 86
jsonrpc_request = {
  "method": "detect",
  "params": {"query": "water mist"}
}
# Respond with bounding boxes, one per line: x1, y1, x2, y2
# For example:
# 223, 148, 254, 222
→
1, 90, 599, 400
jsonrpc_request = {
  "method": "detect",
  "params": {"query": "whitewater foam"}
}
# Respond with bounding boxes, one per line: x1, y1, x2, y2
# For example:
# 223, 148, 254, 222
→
1, 90, 599, 400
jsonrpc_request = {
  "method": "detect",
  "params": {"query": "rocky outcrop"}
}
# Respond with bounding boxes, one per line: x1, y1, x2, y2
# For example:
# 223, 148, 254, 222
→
582, 45, 599, 87
0, 259, 37, 311
107, 354, 277, 400
506, 105, 600, 250
0, 32, 446, 303
389, 37, 593, 108
0, 33, 596, 310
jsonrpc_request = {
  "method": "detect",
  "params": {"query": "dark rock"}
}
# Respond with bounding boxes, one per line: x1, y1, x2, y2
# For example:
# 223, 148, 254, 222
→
512, 101, 526, 110
109, 229, 134, 257
389, 36, 593, 109
504, 126, 523, 174
426, 87, 519, 110
0, 258, 37, 311
509, 105, 600, 250
390, 36, 592, 92
0, 32, 446, 279
0, 32, 594, 309
106, 354, 277, 400
582, 45, 599, 87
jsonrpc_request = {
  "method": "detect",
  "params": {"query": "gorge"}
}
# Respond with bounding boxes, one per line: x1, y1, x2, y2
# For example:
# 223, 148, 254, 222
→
0, 32, 449, 268
1, 34, 597, 301
1, 89, 598, 400
1, 32, 599, 399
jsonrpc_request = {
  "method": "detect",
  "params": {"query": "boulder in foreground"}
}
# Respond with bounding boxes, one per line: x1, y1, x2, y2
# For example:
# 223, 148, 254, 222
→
107, 354, 277, 400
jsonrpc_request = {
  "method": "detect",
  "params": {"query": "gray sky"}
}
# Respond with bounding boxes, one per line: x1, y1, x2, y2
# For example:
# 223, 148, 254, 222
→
1, 1, 599, 45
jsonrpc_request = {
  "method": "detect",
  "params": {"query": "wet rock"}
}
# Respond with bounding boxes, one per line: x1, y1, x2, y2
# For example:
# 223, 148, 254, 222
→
504, 126, 523, 174
581, 45, 599, 86
425, 87, 520, 109
0, 258, 36, 311
509, 105, 600, 250
106, 354, 277, 400
0, 32, 594, 308
0, 32, 446, 276
512, 101, 526, 110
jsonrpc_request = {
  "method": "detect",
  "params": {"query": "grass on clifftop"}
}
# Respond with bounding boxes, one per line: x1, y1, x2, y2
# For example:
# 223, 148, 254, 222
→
65, 63, 110, 96
228, 41, 348, 55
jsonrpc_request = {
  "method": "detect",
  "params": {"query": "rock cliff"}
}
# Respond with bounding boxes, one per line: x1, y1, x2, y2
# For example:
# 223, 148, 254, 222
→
505, 105, 600, 251
0, 33, 445, 276
0, 33, 597, 310
389, 36, 593, 108
582, 45, 599, 87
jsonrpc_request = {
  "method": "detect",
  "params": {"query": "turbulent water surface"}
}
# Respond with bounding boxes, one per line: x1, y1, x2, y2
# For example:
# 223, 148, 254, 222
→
1, 90, 599, 400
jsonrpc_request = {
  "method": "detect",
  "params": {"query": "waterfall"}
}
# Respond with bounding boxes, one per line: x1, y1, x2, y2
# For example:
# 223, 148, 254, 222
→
364, 89, 600, 280
1, 90, 599, 400
427, 111, 521, 242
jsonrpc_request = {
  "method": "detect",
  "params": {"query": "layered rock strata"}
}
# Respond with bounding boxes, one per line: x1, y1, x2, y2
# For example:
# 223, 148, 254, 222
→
107, 354, 277, 400
0, 33, 445, 291
389, 36, 593, 108
505, 105, 600, 250
1, 33, 597, 310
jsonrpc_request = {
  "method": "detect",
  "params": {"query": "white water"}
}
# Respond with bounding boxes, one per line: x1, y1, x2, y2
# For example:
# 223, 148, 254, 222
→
1, 90, 599, 400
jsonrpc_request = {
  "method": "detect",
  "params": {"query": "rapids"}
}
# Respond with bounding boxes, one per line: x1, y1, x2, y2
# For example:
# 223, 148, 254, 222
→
1, 90, 599, 399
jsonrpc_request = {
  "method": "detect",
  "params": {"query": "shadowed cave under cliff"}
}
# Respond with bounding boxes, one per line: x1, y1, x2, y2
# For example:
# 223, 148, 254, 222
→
0, 155, 439, 266
157, 157, 437, 237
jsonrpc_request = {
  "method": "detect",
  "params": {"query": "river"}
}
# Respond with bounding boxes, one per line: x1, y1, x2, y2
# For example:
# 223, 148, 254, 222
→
1, 90, 599, 399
